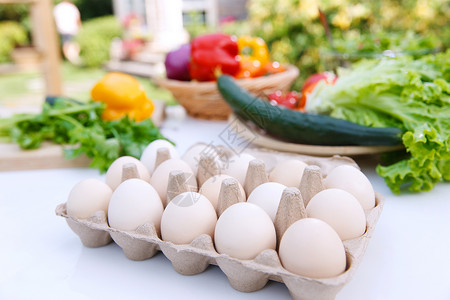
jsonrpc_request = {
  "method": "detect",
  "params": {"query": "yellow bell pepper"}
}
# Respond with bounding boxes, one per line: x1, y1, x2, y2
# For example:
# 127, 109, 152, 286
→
235, 36, 270, 79
91, 72, 154, 121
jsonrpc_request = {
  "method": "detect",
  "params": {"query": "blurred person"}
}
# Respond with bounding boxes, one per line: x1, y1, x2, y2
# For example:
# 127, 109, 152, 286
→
53, 0, 81, 64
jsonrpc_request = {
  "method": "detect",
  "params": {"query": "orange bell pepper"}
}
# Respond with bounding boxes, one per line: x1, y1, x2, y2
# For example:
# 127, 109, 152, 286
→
91, 72, 154, 121
262, 61, 286, 75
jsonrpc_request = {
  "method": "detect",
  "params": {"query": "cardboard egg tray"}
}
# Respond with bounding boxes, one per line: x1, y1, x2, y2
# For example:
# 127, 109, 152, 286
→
55, 145, 384, 300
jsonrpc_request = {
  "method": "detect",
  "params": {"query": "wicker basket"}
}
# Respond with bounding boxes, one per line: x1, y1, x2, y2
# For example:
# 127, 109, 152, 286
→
156, 65, 299, 120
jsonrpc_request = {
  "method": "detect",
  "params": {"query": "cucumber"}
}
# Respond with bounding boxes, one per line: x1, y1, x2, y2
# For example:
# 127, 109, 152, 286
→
217, 75, 403, 146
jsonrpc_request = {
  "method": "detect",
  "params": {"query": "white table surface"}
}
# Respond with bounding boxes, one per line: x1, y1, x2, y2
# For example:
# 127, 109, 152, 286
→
1, 115, 450, 300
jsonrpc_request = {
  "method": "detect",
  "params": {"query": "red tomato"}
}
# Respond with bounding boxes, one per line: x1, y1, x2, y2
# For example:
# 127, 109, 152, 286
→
267, 90, 299, 109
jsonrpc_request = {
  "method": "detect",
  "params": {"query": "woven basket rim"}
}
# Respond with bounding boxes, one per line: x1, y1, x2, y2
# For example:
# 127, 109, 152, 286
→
156, 64, 299, 89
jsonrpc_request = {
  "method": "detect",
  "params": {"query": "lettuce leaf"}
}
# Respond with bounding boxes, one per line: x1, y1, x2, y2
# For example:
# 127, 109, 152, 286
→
306, 50, 450, 193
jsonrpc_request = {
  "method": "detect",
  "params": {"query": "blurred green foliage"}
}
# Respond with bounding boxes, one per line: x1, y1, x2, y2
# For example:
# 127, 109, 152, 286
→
1, 1, 112, 23
71, 0, 113, 21
76, 16, 122, 68
0, 4, 31, 40
222, 0, 450, 89
52, 0, 113, 21
183, 12, 214, 40
0, 1, 113, 41
0, 21, 28, 63
0, 4, 28, 22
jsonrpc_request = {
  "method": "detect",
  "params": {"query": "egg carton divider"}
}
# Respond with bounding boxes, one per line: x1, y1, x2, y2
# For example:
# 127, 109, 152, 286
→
55, 148, 384, 300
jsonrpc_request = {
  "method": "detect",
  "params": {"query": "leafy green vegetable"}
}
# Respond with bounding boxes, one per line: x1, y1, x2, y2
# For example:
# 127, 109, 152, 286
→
306, 50, 450, 193
0, 98, 169, 173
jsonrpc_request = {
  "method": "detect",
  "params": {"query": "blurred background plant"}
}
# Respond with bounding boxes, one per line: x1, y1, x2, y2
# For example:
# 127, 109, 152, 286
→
69, 0, 113, 21
1, 0, 448, 100
184, 11, 215, 39
0, 0, 114, 66
0, 21, 28, 63
222, 0, 450, 89
0, 3, 30, 33
75, 15, 122, 67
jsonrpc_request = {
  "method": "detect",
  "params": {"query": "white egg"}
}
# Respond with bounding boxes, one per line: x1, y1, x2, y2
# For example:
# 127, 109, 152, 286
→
182, 143, 221, 176
66, 178, 112, 219
222, 153, 256, 186
140, 139, 179, 174
105, 156, 151, 190
269, 159, 307, 188
306, 188, 366, 240
247, 182, 287, 222
161, 192, 217, 245
279, 218, 346, 278
324, 165, 375, 209
108, 178, 164, 232
214, 202, 276, 260
150, 158, 197, 203
199, 174, 246, 211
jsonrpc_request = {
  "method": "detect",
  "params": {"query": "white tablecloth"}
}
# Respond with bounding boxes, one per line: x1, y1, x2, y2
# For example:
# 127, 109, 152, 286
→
1, 116, 450, 300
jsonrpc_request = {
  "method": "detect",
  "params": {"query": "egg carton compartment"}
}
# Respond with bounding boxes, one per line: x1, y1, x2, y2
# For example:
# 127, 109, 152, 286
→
55, 146, 384, 300
242, 147, 359, 176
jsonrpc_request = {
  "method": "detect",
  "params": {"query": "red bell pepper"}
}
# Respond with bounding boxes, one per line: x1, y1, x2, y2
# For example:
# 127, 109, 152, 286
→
298, 72, 337, 109
189, 33, 240, 81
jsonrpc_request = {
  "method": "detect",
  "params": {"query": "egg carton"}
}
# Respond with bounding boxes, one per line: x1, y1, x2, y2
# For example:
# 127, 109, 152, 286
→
55, 146, 384, 300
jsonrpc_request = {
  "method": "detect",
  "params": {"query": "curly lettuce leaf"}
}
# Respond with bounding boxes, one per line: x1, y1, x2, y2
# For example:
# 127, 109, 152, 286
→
377, 123, 450, 193
306, 50, 450, 193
